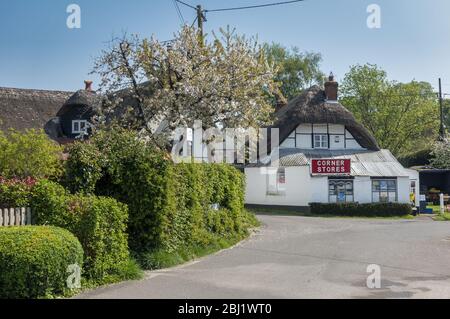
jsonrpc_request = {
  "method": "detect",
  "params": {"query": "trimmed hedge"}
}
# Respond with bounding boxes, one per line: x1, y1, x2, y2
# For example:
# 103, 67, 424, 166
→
0, 226, 83, 299
30, 180, 132, 284
309, 202, 412, 217
63, 127, 256, 257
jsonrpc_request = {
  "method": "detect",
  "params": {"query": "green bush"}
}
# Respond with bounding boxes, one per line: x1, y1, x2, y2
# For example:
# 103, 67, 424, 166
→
63, 127, 256, 266
0, 177, 36, 207
0, 129, 63, 179
398, 148, 432, 167
31, 180, 135, 284
0, 226, 83, 299
309, 202, 412, 217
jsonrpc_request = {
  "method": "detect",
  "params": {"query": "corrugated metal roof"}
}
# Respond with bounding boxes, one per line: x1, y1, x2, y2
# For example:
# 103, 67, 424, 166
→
252, 148, 409, 177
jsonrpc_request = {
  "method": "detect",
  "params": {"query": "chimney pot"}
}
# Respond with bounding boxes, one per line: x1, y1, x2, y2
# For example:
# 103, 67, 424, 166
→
84, 80, 93, 91
324, 72, 338, 102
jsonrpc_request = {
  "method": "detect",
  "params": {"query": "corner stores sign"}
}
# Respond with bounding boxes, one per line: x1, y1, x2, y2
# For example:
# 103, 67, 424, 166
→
311, 159, 351, 175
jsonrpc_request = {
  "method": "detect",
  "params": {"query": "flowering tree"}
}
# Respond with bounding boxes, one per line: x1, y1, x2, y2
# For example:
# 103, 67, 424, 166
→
93, 26, 279, 146
430, 140, 450, 169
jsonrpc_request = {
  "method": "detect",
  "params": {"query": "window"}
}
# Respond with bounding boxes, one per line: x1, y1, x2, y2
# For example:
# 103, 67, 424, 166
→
329, 179, 353, 203
72, 120, 88, 134
266, 168, 286, 196
334, 135, 341, 144
314, 134, 328, 149
372, 179, 397, 203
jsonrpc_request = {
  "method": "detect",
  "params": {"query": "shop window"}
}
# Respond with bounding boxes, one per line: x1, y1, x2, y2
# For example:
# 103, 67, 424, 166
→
329, 179, 353, 203
266, 168, 286, 196
313, 134, 328, 149
72, 120, 88, 134
372, 179, 397, 203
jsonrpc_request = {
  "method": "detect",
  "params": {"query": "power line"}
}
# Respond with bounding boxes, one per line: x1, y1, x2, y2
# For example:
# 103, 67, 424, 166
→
205, 0, 305, 12
172, 0, 185, 24
175, 0, 197, 11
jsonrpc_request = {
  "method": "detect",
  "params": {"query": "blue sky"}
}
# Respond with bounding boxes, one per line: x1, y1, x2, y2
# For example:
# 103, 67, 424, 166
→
1, 0, 450, 93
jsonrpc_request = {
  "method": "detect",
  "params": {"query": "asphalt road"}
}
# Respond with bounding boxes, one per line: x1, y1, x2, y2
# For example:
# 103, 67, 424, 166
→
77, 215, 450, 299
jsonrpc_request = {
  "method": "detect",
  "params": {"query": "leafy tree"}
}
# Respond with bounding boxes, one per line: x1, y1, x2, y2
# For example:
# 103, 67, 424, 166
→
264, 43, 324, 102
340, 64, 439, 156
430, 141, 450, 169
93, 26, 278, 146
0, 129, 63, 179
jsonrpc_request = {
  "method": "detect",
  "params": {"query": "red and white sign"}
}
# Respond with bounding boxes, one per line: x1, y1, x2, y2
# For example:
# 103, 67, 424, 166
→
311, 159, 351, 175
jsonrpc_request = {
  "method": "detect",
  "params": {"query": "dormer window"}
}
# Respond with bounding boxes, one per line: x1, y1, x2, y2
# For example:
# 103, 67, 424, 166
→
72, 120, 88, 134
313, 134, 328, 149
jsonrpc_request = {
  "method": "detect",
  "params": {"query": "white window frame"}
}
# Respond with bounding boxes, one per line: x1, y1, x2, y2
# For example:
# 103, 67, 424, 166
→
313, 134, 328, 149
372, 179, 398, 203
329, 179, 354, 203
72, 120, 89, 134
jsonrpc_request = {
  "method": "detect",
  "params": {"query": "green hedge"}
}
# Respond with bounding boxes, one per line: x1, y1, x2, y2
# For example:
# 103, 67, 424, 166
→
398, 148, 432, 167
31, 180, 133, 284
63, 127, 256, 258
0, 226, 83, 299
309, 202, 412, 217
0, 177, 36, 207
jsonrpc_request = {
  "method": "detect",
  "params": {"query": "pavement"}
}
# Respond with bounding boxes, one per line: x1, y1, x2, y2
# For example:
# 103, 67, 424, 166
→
76, 214, 450, 299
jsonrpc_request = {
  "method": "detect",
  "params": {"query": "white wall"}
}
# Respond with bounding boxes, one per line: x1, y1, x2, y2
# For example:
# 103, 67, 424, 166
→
245, 167, 413, 206
354, 176, 372, 203
397, 176, 411, 204
245, 166, 318, 206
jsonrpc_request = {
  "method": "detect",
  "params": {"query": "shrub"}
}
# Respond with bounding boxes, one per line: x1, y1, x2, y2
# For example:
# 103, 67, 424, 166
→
398, 148, 432, 167
30, 180, 134, 283
0, 129, 63, 179
309, 202, 412, 217
0, 226, 83, 299
63, 128, 255, 263
0, 177, 36, 207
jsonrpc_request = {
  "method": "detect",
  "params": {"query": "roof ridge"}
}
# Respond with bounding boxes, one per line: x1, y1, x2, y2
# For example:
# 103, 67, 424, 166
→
0, 87, 73, 94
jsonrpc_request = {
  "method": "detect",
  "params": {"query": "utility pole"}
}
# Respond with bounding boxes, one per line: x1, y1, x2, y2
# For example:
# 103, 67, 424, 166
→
439, 78, 446, 140
196, 5, 205, 46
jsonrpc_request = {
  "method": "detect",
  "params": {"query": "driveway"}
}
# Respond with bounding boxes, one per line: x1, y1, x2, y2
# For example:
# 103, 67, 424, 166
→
77, 215, 450, 299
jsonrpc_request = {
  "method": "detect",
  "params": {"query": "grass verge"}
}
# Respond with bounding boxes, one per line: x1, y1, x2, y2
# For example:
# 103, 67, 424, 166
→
136, 211, 260, 271
433, 213, 450, 221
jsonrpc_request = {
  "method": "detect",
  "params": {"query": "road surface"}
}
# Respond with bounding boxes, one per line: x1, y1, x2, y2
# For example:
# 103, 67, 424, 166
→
77, 215, 450, 299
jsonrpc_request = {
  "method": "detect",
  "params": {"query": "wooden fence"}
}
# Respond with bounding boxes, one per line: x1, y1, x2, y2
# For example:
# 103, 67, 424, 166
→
0, 208, 32, 227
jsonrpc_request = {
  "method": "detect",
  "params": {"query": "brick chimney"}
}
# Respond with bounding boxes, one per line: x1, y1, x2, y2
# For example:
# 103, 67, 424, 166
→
84, 80, 93, 91
324, 72, 338, 102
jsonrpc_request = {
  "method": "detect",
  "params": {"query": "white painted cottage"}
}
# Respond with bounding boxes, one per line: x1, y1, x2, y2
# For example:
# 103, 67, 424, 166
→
245, 75, 419, 210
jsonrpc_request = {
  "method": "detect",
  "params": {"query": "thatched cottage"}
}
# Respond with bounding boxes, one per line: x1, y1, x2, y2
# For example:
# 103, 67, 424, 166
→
245, 75, 420, 209
0, 87, 72, 133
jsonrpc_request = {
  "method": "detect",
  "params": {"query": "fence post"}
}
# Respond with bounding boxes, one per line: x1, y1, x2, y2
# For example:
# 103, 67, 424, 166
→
0, 208, 3, 226
26, 207, 32, 225
3, 209, 7, 226
9, 208, 15, 226
20, 208, 26, 225
15, 208, 21, 226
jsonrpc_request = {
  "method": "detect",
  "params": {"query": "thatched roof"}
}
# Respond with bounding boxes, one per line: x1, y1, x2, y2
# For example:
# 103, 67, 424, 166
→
0, 87, 73, 132
56, 89, 102, 117
274, 85, 380, 151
